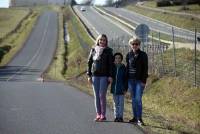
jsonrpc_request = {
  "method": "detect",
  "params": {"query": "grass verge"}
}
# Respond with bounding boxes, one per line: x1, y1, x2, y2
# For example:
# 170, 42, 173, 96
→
0, 8, 30, 39
45, 5, 94, 80
143, 1, 200, 14
44, 6, 66, 81
64, 6, 94, 78
125, 4, 200, 30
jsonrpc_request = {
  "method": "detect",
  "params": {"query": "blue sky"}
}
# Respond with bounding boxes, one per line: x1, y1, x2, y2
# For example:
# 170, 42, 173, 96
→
0, 0, 10, 8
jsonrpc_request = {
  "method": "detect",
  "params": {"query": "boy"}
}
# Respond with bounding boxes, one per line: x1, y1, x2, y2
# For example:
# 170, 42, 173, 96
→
111, 52, 127, 122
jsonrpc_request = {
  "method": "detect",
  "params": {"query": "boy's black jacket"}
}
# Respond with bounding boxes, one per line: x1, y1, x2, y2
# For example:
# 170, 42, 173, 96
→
111, 64, 128, 95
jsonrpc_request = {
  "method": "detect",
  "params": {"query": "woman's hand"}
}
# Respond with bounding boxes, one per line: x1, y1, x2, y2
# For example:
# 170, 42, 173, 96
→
88, 77, 92, 84
141, 82, 146, 87
108, 77, 113, 84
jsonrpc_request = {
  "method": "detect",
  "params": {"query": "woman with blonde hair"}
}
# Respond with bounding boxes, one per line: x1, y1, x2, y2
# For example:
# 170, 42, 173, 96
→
126, 37, 148, 126
87, 34, 113, 121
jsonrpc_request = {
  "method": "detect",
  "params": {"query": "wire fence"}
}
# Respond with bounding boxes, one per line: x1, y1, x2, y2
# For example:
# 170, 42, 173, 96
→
109, 27, 200, 87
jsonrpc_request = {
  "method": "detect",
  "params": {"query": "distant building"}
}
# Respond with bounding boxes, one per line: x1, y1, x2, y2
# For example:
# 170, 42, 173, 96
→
0, 0, 11, 8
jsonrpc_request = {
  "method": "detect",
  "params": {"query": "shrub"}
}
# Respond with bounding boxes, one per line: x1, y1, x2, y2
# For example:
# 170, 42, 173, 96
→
157, 0, 171, 7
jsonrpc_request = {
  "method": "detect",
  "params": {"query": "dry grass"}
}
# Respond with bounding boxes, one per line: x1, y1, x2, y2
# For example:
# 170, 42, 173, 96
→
0, 8, 29, 39
126, 4, 200, 30
0, 9, 38, 66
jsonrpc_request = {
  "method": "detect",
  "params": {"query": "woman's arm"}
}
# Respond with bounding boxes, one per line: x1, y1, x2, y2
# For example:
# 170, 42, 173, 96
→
87, 48, 94, 77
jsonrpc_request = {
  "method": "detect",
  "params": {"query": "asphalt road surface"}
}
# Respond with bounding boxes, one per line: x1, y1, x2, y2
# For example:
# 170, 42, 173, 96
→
0, 11, 57, 82
103, 7, 199, 40
73, 6, 132, 41
0, 10, 144, 134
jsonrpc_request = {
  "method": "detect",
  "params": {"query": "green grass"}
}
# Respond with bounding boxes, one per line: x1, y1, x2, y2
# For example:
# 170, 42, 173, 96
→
143, 1, 200, 14
142, 1, 157, 8
0, 9, 39, 66
126, 4, 200, 30
0, 8, 29, 39
63, 6, 93, 78
143, 76, 200, 134
46, 6, 94, 80
45, 6, 66, 81
162, 4, 200, 14
157, 48, 200, 77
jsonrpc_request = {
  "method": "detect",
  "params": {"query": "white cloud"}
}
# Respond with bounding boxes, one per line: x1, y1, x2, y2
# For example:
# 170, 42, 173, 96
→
0, 0, 10, 8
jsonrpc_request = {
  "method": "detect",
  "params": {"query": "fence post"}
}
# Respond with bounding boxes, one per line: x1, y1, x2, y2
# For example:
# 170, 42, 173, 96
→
151, 33, 154, 73
194, 28, 197, 87
172, 27, 177, 77
159, 32, 164, 76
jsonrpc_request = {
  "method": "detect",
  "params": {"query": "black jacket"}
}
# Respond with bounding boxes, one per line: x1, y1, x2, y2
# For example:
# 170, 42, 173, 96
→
126, 49, 148, 83
87, 47, 113, 77
111, 64, 128, 95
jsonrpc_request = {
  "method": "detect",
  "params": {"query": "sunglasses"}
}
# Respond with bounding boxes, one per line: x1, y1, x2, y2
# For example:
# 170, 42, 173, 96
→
131, 43, 139, 46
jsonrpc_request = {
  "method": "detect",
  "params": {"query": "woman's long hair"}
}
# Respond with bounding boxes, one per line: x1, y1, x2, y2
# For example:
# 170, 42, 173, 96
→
95, 34, 108, 46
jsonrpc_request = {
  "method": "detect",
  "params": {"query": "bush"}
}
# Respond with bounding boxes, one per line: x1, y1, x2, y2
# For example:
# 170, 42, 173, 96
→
0, 45, 11, 62
157, 0, 199, 7
171, 0, 200, 6
157, 0, 171, 7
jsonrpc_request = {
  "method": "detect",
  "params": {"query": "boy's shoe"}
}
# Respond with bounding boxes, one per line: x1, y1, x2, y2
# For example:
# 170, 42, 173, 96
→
94, 115, 101, 122
114, 118, 119, 122
137, 119, 145, 126
118, 118, 124, 122
129, 117, 137, 123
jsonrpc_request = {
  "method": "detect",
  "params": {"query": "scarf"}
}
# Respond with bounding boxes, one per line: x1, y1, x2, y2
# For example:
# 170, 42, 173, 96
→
93, 45, 105, 60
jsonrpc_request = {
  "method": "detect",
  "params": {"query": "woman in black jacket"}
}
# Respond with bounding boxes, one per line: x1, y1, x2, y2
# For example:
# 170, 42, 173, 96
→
87, 34, 113, 121
126, 38, 148, 126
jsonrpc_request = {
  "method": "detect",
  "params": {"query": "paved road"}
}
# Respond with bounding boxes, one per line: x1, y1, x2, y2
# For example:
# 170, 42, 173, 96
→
0, 81, 143, 134
0, 10, 144, 134
0, 11, 57, 82
103, 7, 200, 40
73, 6, 132, 41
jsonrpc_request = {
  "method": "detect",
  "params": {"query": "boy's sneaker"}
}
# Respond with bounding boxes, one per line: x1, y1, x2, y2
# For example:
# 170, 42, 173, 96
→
129, 117, 137, 123
118, 118, 124, 122
114, 118, 119, 122
137, 119, 145, 126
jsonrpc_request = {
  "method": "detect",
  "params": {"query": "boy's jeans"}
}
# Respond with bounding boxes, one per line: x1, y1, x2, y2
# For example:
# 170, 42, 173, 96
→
92, 76, 108, 117
128, 79, 144, 119
113, 95, 124, 118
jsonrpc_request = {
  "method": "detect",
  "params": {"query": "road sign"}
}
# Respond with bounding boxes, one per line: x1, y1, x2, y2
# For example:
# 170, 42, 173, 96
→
135, 24, 150, 45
